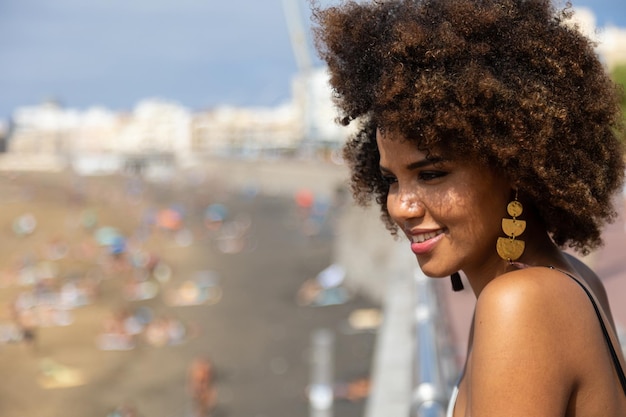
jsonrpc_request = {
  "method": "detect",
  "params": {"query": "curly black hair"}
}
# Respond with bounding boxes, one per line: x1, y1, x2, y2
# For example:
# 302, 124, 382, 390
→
312, 0, 625, 253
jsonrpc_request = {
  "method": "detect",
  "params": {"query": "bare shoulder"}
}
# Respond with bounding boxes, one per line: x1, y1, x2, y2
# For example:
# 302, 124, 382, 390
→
475, 267, 588, 326
468, 267, 592, 416
474, 267, 596, 353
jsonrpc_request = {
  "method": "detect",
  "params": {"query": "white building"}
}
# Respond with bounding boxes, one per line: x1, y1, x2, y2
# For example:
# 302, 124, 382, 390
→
69, 107, 120, 154
7, 98, 192, 163
8, 100, 80, 155
115, 99, 192, 157
191, 103, 300, 157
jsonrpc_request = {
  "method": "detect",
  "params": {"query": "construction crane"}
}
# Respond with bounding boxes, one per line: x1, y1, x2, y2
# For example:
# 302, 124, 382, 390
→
281, 0, 314, 75
281, 0, 320, 145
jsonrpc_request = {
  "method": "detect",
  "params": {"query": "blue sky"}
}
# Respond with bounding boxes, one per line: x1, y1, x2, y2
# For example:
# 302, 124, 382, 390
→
0, 0, 624, 121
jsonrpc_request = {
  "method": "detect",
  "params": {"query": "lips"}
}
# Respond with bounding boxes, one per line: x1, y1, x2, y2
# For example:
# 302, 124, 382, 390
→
408, 229, 445, 255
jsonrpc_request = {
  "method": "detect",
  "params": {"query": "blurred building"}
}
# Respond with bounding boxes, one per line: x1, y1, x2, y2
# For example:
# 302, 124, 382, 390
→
5, 75, 351, 169
8, 99, 79, 155
115, 99, 191, 157
6, 99, 192, 173
191, 103, 300, 158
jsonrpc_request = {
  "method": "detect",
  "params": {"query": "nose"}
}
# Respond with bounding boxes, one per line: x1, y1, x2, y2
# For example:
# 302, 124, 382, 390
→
387, 186, 424, 226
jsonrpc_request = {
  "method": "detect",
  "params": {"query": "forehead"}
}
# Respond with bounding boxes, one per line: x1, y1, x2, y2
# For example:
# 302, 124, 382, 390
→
376, 128, 509, 183
376, 127, 482, 166
376, 129, 432, 162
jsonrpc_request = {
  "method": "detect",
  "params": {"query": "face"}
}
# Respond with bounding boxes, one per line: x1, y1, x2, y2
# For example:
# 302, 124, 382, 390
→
376, 129, 511, 279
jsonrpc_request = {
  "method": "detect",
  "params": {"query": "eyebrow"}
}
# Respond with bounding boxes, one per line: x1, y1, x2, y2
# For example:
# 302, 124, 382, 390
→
379, 157, 444, 173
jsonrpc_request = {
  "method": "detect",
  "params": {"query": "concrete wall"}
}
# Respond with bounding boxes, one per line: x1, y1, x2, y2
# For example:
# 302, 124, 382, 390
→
333, 202, 417, 304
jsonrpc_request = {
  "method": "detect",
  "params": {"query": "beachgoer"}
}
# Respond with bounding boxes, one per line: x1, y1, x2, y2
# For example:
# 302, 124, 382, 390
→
188, 357, 217, 417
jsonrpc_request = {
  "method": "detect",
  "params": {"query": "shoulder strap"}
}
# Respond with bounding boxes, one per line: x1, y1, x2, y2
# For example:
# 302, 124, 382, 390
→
550, 267, 626, 396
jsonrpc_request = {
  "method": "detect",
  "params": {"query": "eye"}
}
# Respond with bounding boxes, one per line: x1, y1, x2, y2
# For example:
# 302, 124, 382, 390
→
418, 171, 448, 181
381, 174, 397, 186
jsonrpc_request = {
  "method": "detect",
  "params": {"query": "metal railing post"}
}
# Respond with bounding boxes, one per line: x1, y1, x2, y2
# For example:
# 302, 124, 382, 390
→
411, 269, 452, 417
309, 328, 334, 417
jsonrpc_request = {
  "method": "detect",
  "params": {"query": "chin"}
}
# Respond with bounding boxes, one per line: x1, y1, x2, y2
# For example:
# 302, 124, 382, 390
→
415, 261, 451, 279
420, 266, 454, 278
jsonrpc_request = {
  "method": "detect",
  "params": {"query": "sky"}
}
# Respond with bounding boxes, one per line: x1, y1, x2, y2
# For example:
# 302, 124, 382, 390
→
0, 0, 625, 122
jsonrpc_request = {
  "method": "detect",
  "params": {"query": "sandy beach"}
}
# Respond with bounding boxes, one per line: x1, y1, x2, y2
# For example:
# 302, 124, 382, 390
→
0, 167, 376, 417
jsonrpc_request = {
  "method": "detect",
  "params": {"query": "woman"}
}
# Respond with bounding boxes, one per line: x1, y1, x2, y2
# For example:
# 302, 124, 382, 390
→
312, 0, 626, 416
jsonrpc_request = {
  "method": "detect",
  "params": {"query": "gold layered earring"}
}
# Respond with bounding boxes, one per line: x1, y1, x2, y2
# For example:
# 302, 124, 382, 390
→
496, 191, 526, 262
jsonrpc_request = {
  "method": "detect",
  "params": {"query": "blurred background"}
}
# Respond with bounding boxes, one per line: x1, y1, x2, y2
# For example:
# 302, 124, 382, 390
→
0, 1, 624, 416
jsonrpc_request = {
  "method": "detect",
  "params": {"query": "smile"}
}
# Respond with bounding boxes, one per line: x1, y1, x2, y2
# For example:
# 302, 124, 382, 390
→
411, 230, 444, 243
409, 229, 445, 256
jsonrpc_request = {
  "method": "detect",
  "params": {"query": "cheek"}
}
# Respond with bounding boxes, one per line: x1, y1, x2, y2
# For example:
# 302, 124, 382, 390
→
444, 190, 504, 240
436, 189, 472, 221
468, 191, 509, 239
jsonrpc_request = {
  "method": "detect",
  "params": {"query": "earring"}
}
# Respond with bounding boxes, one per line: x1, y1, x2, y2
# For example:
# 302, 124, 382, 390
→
451, 272, 464, 291
496, 190, 526, 262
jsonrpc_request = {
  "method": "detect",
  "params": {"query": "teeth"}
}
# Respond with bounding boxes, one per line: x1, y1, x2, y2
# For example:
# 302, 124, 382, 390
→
411, 230, 443, 243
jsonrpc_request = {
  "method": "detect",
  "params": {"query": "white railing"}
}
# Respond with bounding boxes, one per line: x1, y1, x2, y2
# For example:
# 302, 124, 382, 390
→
411, 269, 457, 417
364, 267, 459, 417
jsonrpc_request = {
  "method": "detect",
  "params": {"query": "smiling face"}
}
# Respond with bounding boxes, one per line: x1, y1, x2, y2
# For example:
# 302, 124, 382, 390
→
376, 129, 512, 280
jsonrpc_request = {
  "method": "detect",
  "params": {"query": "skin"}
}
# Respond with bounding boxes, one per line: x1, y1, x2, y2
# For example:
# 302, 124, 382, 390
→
377, 129, 626, 417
